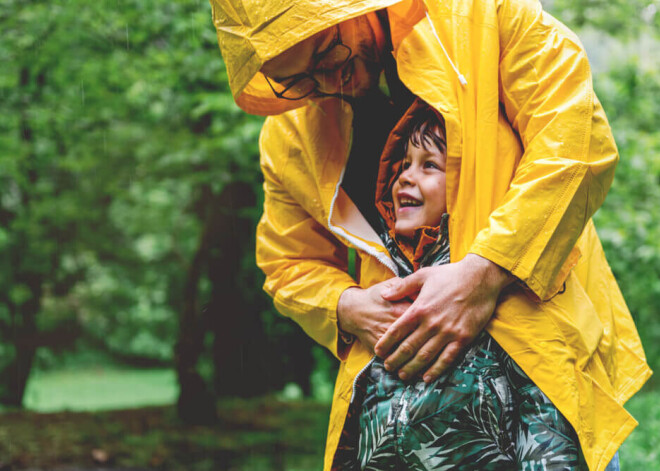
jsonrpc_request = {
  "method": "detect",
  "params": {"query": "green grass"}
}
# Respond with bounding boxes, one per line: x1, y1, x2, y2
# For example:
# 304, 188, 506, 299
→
23, 367, 178, 412
0, 397, 330, 470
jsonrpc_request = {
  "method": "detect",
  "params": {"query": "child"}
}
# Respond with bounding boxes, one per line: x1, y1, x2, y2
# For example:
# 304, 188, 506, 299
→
332, 100, 593, 470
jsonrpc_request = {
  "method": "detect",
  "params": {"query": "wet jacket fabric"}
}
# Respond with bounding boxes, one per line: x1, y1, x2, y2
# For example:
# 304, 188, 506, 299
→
210, 0, 652, 469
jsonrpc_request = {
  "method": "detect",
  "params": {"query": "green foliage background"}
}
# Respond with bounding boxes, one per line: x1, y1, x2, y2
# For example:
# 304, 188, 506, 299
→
0, 0, 658, 468
0, 0, 658, 403
1, 0, 259, 369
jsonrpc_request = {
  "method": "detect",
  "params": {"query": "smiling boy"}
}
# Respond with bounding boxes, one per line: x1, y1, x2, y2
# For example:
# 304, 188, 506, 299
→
391, 112, 447, 240
332, 100, 597, 470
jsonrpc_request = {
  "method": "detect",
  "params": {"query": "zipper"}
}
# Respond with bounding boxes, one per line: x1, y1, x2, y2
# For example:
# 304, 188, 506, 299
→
350, 356, 376, 404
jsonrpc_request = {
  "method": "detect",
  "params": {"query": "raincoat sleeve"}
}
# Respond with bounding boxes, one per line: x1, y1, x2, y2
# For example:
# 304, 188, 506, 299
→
469, 0, 618, 300
256, 118, 359, 360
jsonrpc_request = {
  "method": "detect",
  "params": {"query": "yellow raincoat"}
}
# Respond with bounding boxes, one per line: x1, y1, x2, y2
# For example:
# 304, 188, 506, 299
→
210, 0, 652, 469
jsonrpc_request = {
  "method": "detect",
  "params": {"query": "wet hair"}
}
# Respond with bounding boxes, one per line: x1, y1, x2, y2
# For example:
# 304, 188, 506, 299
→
402, 105, 446, 155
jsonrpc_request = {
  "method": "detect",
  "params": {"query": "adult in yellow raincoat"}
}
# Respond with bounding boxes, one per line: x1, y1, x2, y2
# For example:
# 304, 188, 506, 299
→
209, 0, 651, 469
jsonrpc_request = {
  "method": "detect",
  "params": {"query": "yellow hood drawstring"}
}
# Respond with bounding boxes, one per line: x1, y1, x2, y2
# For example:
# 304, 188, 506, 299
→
424, 11, 468, 86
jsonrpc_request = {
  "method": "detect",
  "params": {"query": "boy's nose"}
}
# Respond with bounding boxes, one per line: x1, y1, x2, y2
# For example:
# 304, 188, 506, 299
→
398, 168, 415, 186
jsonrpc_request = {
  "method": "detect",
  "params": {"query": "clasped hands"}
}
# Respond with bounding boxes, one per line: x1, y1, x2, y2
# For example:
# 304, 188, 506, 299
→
337, 254, 514, 383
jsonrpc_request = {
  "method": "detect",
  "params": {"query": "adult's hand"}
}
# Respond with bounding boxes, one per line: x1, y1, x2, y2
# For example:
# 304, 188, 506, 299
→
374, 254, 515, 383
337, 279, 412, 354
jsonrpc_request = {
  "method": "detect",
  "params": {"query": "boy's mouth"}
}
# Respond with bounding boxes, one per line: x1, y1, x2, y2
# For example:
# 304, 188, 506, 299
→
398, 196, 423, 207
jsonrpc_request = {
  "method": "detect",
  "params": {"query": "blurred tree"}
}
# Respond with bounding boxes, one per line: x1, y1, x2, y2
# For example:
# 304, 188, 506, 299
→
0, 0, 319, 413
550, 0, 659, 36
0, 0, 123, 405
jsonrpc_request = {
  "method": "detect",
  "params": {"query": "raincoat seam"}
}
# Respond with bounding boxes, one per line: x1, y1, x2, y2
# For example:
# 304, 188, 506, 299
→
594, 410, 638, 471
616, 364, 653, 404
469, 244, 551, 298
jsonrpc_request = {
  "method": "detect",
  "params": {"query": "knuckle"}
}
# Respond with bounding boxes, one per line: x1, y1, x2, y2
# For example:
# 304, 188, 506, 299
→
386, 278, 401, 290
417, 349, 434, 363
452, 326, 471, 342
435, 356, 450, 370
452, 339, 466, 352
394, 305, 408, 317
399, 343, 416, 357
441, 349, 458, 364
413, 302, 433, 318
427, 317, 443, 331
385, 329, 400, 343
442, 342, 464, 363
405, 308, 421, 323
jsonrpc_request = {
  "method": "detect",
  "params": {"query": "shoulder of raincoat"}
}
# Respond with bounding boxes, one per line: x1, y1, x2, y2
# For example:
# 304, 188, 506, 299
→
211, 0, 652, 469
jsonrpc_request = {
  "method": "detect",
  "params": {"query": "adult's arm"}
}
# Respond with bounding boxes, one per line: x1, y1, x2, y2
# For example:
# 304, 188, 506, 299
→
375, 0, 618, 380
469, 0, 618, 297
257, 116, 408, 359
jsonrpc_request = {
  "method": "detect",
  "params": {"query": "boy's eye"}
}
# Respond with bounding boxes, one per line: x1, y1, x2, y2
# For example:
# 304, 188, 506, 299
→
401, 161, 411, 170
424, 161, 440, 170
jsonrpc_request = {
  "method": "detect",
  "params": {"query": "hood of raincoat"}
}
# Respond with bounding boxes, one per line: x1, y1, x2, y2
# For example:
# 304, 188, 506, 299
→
375, 98, 448, 271
209, 0, 415, 115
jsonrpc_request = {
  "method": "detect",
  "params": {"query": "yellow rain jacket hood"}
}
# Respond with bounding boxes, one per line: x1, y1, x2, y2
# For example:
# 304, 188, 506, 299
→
210, 0, 652, 469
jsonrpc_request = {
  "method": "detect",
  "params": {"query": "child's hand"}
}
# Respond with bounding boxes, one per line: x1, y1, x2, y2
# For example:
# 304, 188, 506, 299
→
374, 254, 514, 382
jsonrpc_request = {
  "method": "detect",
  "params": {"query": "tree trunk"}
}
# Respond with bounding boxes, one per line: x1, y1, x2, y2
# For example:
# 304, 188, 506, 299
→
0, 278, 42, 406
208, 181, 318, 397
0, 66, 44, 407
174, 185, 216, 425
207, 181, 267, 397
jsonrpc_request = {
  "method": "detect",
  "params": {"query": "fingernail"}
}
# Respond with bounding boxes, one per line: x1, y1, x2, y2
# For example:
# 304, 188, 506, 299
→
423, 375, 432, 383
384, 363, 392, 371
399, 372, 407, 380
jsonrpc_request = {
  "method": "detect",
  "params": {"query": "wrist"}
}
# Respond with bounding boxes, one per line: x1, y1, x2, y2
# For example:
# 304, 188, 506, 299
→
337, 286, 360, 337
336, 287, 359, 359
464, 253, 515, 292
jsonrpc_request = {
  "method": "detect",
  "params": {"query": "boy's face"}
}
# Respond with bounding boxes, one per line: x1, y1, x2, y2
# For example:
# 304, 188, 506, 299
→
392, 129, 447, 239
